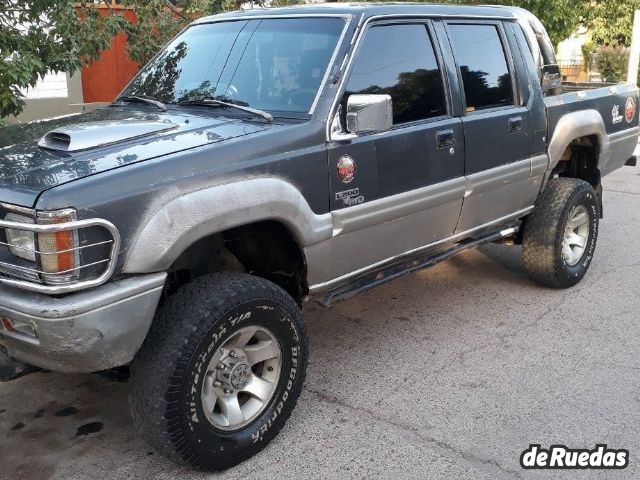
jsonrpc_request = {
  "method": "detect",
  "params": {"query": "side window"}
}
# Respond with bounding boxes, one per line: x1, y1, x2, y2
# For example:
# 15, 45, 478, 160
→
344, 24, 447, 125
447, 24, 514, 112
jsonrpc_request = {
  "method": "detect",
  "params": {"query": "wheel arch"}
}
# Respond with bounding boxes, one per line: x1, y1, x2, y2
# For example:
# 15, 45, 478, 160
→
548, 109, 606, 173
142, 219, 311, 303
124, 177, 332, 274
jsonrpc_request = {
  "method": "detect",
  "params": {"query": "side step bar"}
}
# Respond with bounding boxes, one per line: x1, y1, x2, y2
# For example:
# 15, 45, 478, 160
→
318, 224, 520, 307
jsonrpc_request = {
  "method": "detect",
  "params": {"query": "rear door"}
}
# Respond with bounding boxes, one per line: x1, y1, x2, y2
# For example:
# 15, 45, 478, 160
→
322, 20, 465, 282
444, 21, 536, 232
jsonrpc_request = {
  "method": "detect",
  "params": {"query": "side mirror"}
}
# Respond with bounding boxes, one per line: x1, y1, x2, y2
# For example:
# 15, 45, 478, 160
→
345, 94, 393, 134
541, 64, 562, 95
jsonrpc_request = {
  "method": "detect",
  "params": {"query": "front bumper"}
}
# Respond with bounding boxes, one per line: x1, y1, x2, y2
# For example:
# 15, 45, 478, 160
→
0, 272, 166, 373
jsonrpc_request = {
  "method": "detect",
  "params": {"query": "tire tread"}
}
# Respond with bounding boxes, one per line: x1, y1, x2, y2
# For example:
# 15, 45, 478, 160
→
129, 272, 308, 470
522, 177, 598, 288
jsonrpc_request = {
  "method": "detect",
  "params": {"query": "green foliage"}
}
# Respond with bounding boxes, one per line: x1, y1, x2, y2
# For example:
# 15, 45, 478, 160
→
491, 0, 582, 48
0, 0, 303, 119
581, 41, 596, 69
122, 0, 303, 65
431, 0, 640, 48
0, 1, 127, 118
1, 0, 638, 120
593, 45, 631, 82
120, 0, 235, 66
429, 0, 583, 47
583, 0, 640, 47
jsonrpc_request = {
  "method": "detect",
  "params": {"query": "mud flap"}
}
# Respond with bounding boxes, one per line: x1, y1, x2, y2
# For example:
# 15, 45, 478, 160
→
595, 183, 604, 219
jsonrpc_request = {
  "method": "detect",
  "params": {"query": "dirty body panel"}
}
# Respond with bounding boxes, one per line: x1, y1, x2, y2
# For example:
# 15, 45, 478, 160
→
545, 85, 640, 176
0, 273, 166, 372
0, 4, 638, 373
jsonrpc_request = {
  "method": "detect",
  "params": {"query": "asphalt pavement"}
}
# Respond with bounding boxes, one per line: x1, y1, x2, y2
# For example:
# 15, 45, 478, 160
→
1, 166, 639, 480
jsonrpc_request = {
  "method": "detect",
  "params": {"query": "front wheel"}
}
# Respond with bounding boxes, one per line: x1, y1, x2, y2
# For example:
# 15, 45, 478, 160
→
129, 272, 308, 470
522, 178, 599, 288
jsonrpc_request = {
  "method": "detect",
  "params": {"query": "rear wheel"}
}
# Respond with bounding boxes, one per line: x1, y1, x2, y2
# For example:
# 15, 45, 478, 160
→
522, 178, 599, 288
129, 272, 308, 470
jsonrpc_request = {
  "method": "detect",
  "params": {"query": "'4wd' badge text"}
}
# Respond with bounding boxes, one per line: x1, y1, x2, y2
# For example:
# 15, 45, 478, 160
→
612, 104, 623, 124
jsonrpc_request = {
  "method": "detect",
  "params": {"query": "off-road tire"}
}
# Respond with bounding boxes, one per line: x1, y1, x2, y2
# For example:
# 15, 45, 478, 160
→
522, 178, 599, 288
129, 272, 308, 470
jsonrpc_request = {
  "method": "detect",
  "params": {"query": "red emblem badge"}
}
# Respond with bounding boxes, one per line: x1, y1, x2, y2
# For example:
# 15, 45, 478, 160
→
337, 155, 356, 184
625, 97, 636, 123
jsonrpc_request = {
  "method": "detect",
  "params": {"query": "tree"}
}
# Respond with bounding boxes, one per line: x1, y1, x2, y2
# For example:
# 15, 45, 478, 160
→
119, 0, 229, 67
439, 0, 584, 47
593, 45, 631, 81
122, 0, 303, 65
0, 1, 126, 118
583, 0, 640, 46
3, 0, 639, 120
443, 0, 640, 48
0, 0, 301, 119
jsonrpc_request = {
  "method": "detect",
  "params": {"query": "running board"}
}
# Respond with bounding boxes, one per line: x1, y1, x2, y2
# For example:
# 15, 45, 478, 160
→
317, 224, 520, 307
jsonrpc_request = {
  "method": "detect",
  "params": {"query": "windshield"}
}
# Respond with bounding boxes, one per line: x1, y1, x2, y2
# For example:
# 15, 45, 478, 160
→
122, 18, 345, 114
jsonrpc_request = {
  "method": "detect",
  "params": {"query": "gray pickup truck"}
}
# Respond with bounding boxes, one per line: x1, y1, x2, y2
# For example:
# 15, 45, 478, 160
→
0, 3, 637, 469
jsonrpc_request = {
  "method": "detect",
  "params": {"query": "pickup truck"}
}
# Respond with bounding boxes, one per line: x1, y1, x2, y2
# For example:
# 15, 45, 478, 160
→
0, 3, 637, 470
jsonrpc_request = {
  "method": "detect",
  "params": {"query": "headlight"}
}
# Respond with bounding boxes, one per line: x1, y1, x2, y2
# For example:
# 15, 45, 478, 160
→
4, 213, 36, 262
3, 208, 79, 284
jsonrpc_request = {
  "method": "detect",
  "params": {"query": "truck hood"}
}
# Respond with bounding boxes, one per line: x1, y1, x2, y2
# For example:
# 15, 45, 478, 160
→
0, 107, 271, 207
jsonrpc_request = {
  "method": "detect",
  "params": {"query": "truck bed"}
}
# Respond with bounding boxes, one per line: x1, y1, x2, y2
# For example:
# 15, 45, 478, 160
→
544, 82, 639, 177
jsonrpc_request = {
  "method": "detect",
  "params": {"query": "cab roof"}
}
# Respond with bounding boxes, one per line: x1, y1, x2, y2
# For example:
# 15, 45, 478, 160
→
194, 3, 519, 24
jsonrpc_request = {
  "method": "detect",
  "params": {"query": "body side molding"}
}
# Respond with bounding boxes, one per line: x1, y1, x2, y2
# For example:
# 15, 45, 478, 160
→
124, 178, 333, 273
463, 157, 532, 198
308, 206, 533, 294
332, 176, 465, 236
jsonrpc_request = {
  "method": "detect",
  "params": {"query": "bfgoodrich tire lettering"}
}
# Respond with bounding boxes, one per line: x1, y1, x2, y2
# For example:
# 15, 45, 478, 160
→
522, 178, 599, 288
129, 272, 308, 470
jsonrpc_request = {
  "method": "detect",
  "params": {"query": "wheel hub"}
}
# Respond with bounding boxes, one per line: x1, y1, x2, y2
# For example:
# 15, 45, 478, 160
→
562, 205, 590, 267
223, 359, 251, 390
201, 325, 282, 431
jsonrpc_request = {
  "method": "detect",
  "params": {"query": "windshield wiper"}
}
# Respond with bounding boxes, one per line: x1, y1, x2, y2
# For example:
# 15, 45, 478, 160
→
115, 95, 167, 112
177, 98, 273, 123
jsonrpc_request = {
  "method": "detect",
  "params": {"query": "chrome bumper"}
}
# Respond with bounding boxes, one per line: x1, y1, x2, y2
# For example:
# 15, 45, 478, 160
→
0, 272, 166, 372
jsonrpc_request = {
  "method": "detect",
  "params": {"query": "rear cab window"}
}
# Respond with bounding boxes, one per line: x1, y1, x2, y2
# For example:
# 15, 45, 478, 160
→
447, 23, 515, 112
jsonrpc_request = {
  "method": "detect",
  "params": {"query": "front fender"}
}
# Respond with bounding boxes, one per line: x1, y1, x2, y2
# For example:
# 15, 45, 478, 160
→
124, 177, 332, 273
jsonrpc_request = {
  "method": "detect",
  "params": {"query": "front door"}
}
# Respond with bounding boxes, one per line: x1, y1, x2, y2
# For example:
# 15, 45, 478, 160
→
444, 21, 535, 233
320, 21, 466, 282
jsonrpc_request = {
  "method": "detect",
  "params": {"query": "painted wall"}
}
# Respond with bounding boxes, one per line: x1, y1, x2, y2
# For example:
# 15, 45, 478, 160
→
557, 27, 589, 82
80, 6, 140, 103
7, 72, 84, 125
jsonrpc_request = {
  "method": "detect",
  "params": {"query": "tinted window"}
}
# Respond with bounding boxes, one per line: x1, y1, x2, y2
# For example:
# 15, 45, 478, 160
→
448, 24, 514, 111
123, 18, 344, 113
344, 24, 447, 124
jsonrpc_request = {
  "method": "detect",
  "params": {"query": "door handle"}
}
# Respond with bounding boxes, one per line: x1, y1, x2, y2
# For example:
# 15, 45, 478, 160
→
509, 116, 523, 133
436, 129, 455, 149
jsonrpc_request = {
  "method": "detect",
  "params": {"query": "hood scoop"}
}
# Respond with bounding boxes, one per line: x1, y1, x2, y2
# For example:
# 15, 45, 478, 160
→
38, 120, 178, 152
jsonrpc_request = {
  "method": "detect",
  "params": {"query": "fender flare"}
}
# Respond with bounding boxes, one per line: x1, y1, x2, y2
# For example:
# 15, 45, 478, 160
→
124, 177, 333, 273
547, 109, 606, 171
